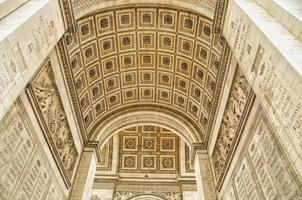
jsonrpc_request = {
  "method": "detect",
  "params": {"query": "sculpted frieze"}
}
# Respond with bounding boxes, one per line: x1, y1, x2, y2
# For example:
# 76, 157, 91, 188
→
27, 60, 78, 185
112, 191, 182, 200
212, 66, 252, 186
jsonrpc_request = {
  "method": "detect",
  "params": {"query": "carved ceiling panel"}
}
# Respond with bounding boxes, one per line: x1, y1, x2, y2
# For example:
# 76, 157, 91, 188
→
118, 126, 179, 174
62, 6, 227, 144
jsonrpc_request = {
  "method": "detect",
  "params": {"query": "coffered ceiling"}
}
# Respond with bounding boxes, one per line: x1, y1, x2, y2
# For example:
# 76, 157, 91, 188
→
62, 5, 228, 145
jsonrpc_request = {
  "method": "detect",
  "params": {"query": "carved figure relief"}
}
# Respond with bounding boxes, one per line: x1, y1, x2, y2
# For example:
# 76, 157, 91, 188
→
27, 60, 78, 185
212, 65, 252, 186
112, 191, 182, 200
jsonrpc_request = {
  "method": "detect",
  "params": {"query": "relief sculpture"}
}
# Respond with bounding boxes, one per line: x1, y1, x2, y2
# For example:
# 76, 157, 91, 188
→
27, 60, 78, 185
212, 65, 252, 186
112, 191, 182, 200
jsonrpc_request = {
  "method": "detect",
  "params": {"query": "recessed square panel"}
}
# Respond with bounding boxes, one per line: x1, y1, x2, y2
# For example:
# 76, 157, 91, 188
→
139, 71, 154, 85
90, 82, 104, 101
74, 72, 87, 96
202, 93, 212, 115
174, 75, 189, 95
189, 82, 203, 104
137, 8, 157, 29
177, 36, 194, 58
173, 92, 187, 110
157, 88, 172, 104
93, 99, 106, 117
123, 126, 138, 132
192, 64, 206, 87
83, 109, 94, 129
157, 72, 173, 89
160, 155, 176, 170
142, 125, 156, 133
138, 31, 156, 50
70, 50, 83, 76
140, 87, 155, 101
179, 12, 197, 36
106, 91, 121, 109
65, 32, 79, 53
160, 137, 175, 151
206, 74, 216, 97
96, 11, 115, 36
78, 16, 96, 44
121, 71, 137, 88
104, 75, 120, 94
122, 155, 137, 170
122, 88, 138, 103
158, 33, 175, 53
101, 56, 118, 77
141, 137, 157, 151
86, 61, 101, 85
197, 18, 212, 44
157, 53, 174, 72
209, 52, 220, 76
176, 57, 192, 77
188, 100, 199, 120
118, 32, 136, 52
98, 35, 116, 57
141, 155, 157, 170
158, 9, 177, 31
199, 110, 208, 131
116, 9, 136, 30
82, 41, 98, 65
123, 136, 138, 151
139, 52, 155, 69
79, 92, 90, 113
194, 42, 210, 65
119, 53, 137, 71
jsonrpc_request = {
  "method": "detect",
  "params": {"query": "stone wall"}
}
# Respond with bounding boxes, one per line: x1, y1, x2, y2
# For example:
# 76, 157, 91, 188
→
0, 0, 65, 121
223, 0, 302, 178
214, 0, 302, 198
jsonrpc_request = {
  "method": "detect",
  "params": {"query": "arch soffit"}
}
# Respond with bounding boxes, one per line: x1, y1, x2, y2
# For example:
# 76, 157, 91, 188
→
64, 4, 226, 148
93, 109, 202, 149
73, 0, 215, 20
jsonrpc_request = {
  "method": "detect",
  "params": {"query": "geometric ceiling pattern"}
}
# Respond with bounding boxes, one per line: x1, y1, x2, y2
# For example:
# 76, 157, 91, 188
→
63, 6, 226, 144
118, 126, 179, 174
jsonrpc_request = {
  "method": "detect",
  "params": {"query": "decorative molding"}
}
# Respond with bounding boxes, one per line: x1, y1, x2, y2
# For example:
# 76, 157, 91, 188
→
98, 138, 113, 170
213, 0, 229, 33
206, 37, 231, 145
58, 0, 77, 32
26, 59, 78, 187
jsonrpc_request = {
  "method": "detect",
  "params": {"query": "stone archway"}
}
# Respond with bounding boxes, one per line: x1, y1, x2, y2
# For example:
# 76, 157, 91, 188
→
91, 109, 203, 149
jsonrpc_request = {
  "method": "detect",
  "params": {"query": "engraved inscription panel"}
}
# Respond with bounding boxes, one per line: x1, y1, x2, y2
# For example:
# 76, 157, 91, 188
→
0, 100, 63, 200
221, 114, 302, 200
